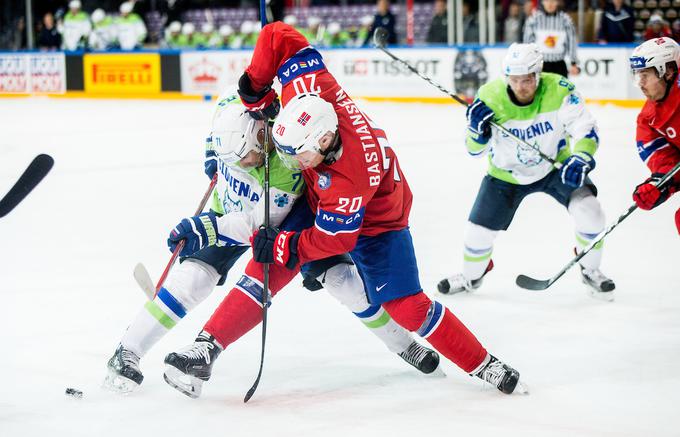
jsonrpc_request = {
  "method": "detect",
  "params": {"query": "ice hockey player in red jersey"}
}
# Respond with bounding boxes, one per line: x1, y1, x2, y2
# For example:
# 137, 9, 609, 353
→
162, 22, 527, 397
630, 37, 680, 233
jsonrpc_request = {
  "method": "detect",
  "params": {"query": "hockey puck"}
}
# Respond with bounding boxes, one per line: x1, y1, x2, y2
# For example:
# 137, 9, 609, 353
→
65, 387, 83, 399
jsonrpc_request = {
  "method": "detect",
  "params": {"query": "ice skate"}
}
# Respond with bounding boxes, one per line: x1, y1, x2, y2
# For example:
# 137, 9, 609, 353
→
438, 260, 494, 295
163, 331, 222, 399
473, 354, 528, 395
398, 341, 443, 375
103, 344, 143, 394
581, 267, 615, 302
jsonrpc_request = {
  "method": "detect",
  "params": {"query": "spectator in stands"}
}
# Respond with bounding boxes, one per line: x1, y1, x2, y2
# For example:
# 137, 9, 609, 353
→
643, 14, 673, 40
324, 22, 351, 47
427, 0, 448, 44
524, 0, 580, 77
503, 2, 522, 43
89, 9, 116, 50
178, 22, 196, 48
365, 0, 397, 46
37, 12, 61, 51
11, 17, 27, 51
163, 21, 182, 48
61, 0, 91, 51
673, 19, 680, 43
597, 0, 634, 43
116, 1, 147, 50
521, 0, 536, 31
462, 1, 479, 43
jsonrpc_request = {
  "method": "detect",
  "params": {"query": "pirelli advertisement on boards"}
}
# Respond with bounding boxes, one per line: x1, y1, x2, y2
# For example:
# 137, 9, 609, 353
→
83, 53, 161, 94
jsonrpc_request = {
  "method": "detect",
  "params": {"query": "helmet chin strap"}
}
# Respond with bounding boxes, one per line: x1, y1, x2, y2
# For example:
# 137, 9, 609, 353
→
320, 130, 342, 165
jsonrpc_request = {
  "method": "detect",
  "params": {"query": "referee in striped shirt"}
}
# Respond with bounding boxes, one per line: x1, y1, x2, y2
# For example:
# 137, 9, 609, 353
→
523, 0, 581, 77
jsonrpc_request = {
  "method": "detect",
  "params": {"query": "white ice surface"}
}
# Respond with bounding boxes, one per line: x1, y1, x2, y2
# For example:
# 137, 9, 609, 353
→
1, 98, 678, 437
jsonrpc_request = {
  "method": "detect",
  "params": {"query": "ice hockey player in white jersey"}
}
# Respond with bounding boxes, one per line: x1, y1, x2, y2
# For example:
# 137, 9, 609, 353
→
104, 92, 439, 393
61, 1, 91, 51
438, 43, 615, 301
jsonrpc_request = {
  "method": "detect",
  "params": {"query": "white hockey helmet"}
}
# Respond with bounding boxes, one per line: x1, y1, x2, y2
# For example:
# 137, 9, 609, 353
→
69, 0, 81, 10
201, 22, 214, 34
360, 15, 374, 27
182, 22, 195, 35
168, 21, 182, 33
210, 92, 265, 166
272, 93, 338, 170
219, 24, 234, 36
119, 1, 133, 15
307, 16, 321, 28
91, 9, 105, 24
327, 22, 341, 36
502, 43, 544, 77
629, 37, 680, 77
283, 14, 297, 26
240, 20, 254, 34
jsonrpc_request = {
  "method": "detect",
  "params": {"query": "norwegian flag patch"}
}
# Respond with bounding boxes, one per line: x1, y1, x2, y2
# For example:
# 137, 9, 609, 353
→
297, 112, 311, 126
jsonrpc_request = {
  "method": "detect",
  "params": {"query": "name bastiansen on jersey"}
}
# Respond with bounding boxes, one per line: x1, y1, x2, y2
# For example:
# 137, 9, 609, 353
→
336, 89, 382, 187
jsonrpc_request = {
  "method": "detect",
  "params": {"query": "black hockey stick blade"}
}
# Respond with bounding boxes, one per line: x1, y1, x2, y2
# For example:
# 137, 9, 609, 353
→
373, 27, 389, 48
515, 274, 553, 291
0, 154, 54, 218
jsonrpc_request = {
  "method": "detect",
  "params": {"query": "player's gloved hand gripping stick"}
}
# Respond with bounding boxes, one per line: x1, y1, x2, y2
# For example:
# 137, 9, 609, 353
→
133, 173, 218, 300
372, 27, 561, 169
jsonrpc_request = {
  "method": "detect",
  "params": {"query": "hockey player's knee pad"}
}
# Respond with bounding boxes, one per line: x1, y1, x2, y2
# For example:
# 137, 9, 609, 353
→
323, 263, 370, 313
568, 189, 605, 232
163, 259, 220, 311
382, 292, 432, 332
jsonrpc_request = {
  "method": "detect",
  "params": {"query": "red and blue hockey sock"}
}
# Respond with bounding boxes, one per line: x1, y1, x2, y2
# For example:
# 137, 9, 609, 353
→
203, 259, 299, 348
383, 292, 487, 373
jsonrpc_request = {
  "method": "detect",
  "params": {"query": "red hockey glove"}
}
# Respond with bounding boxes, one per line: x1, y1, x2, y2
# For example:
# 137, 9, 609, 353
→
237, 73, 280, 121
675, 208, 680, 236
632, 173, 678, 210
251, 226, 300, 270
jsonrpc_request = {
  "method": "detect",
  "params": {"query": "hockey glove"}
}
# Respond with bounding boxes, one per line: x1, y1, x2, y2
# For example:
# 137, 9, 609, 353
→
251, 226, 300, 270
466, 99, 494, 142
560, 152, 595, 188
632, 173, 677, 210
167, 212, 220, 257
204, 149, 218, 179
238, 72, 280, 121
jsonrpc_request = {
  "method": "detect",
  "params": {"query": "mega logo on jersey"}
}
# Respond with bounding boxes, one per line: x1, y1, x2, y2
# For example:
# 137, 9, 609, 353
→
315, 207, 365, 235
276, 48, 326, 86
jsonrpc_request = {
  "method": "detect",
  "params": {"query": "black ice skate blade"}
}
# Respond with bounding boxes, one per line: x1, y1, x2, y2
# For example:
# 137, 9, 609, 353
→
515, 274, 552, 291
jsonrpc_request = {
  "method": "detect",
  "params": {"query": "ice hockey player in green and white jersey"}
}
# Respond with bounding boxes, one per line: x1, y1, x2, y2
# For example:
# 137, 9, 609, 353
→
104, 91, 439, 393
61, 0, 91, 51
438, 43, 615, 301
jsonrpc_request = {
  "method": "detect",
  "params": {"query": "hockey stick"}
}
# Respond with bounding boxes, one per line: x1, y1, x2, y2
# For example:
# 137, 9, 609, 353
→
244, 121, 272, 401
516, 160, 680, 291
372, 28, 560, 168
0, 154, 54, 218
133, 173, 218, 300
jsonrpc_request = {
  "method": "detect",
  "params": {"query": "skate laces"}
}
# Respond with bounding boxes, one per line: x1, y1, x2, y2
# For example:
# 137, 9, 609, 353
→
479, 359, 507, 388
582, 268, 609, 285
179, 339, 215, 364
399, 342, 430, 367
120, 347, 141, 368
449, 274, 472, 291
